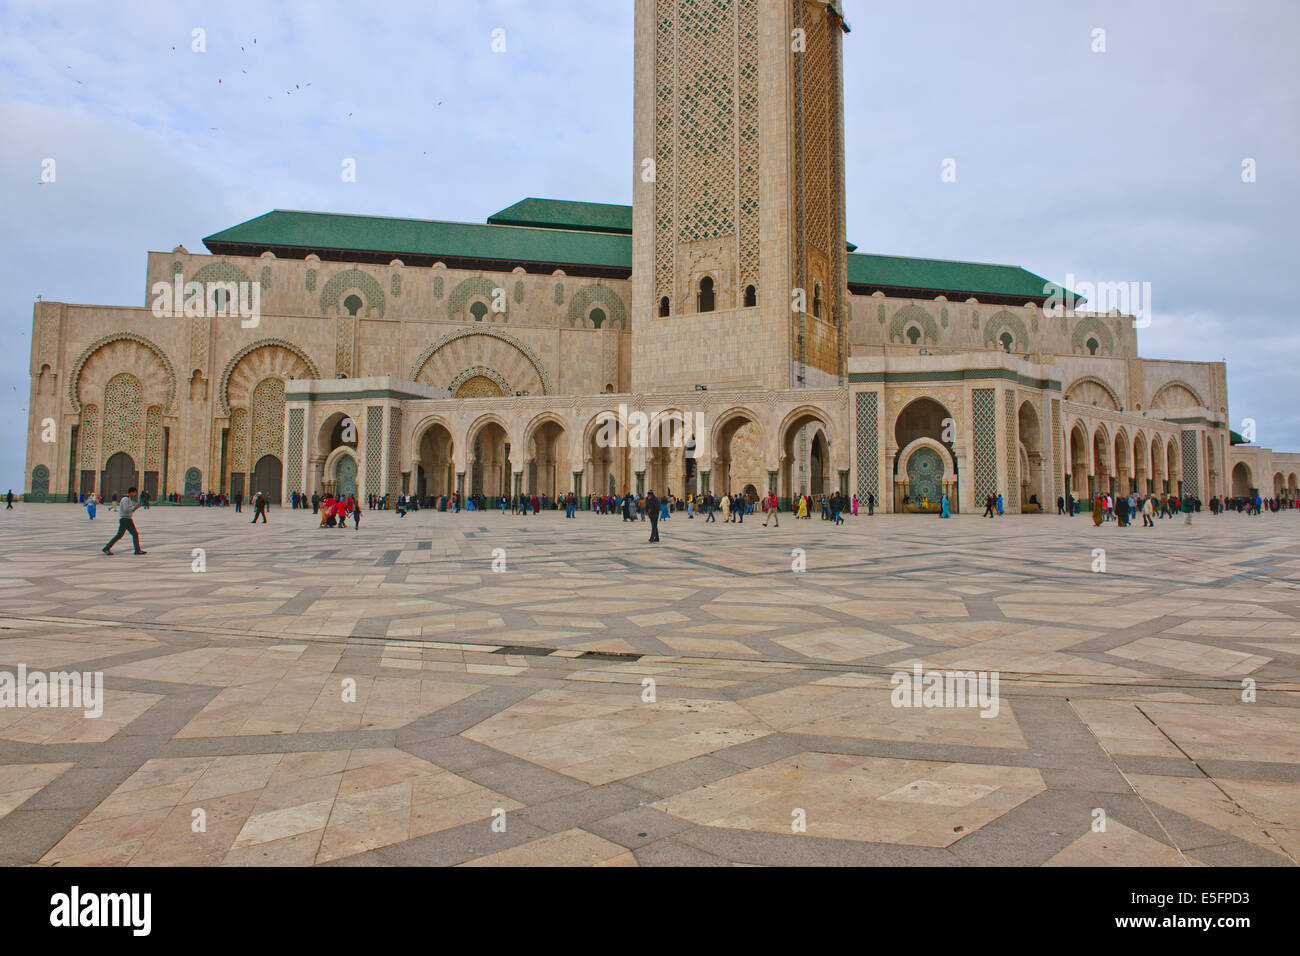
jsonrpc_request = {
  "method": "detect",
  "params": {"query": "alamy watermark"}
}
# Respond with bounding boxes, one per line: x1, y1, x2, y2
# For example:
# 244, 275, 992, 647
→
1043, 274, 1152, 329
0, 665, 103, 718
890, 664, 1000, 718
592, 404, 707, 456
151, 273, 260, 327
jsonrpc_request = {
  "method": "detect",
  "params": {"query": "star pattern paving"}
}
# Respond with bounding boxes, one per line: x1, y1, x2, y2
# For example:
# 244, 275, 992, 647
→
0, 505, 1297, 866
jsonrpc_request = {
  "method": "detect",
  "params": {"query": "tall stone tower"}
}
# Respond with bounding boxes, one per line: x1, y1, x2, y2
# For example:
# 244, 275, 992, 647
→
631, 0, 849, 393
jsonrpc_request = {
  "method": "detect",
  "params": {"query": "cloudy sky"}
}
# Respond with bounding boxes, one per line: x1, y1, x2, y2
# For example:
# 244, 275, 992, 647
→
1, 0, 1297, 489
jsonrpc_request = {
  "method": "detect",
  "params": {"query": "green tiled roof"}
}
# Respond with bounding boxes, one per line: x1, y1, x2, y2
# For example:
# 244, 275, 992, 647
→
202, 200, 1073, 301
203, 210, 631, 272
847, 252, 1070, 303
487, 198, 633, 235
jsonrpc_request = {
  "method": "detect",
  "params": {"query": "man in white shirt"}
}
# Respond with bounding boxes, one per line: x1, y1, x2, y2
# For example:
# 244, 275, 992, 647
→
103, 486, 147, 555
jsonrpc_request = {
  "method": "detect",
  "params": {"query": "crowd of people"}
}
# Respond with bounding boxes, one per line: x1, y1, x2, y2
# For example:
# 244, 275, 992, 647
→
68, 479, 1299, 555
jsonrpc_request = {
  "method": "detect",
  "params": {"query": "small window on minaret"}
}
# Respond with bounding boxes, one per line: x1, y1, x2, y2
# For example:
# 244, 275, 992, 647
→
344, 294, 363, 316
698, 276, 715, 313
590, 308, 606, 329
470, 301, 488, 322
1000, 331, 1014, 352
744, 285, 757, 307
906, 326, 921, 345
1087, 337, 1099, 355
659, 296, 670, 317
813, 283, 823, 318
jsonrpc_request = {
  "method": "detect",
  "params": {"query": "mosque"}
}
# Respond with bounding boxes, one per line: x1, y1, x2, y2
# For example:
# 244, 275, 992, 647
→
23, 0, 1300, 512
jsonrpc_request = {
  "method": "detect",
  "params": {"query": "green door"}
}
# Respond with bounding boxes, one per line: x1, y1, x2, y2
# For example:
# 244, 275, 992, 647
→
335, 455, 358, 497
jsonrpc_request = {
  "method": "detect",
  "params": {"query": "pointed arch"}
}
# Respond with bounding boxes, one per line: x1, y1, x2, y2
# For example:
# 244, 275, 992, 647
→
1070, 316, 1115, 356
448, 276, 508, 322
888, 304, 938, 345
218, 339, 321, 415
982, 310, 1030, 352
69, 331, 177, 414
1065, 375, 1122, 411
320, 268, 385, 318
408, 327, 553, 395
567, 284, 627, 328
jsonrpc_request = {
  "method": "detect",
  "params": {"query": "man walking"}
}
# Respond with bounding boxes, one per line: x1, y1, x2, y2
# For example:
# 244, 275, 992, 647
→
252, 491, 268, 523
103, 486, 147, 555
646, 489, 660, 543
763, 490, 779, 527
5, 489, 12, 510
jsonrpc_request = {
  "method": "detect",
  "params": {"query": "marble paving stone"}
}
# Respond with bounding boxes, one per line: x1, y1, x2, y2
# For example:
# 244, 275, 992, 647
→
0, 507, 1297, 866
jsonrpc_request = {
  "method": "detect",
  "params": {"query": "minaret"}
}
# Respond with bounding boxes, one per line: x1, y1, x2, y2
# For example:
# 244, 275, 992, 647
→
632, 0, 849, 392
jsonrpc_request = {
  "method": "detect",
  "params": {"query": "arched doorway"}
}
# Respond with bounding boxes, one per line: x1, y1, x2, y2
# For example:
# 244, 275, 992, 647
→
779, 408, 834, 503
101, 452, 137, 501
587, 412, 627, 498
332, 453, 358, 497
1092, 427, 1111, 496
1167, 442, 1180, 494
809, 431, 827, 496
469, 420, 511, 501
527, 418, 566, 499
252, 455, 282, 503
1231, 462, 1252, 498
1133, 432, 1149, 494
904, 445, 945, 509
712, 410, 762, 498
646, 409, 695, 499
1069, 423, 1089, 500
893, 398, 957, 512
1018, 402, 1044, 508
1114, 431, 1131, 495
415, 422, 454, 500
313, 411, 360, 496
1150, 436, 1165, 494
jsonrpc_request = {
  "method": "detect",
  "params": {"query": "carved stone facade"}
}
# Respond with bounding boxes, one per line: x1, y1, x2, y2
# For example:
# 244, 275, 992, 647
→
23, 1, 1298, 506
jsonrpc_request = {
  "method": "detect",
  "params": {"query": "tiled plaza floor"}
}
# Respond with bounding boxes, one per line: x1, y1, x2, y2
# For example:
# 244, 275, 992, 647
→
0, 503, 1297, 866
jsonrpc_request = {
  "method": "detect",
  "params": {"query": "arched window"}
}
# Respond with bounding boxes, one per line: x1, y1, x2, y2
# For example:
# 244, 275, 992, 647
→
659, 296, 670, 317
813, 283, 823, 318
343, 294, 363, 317
698, 276, 715, 313
744, 285, 757, 307
470, 301, 488, 322
212, 288, 230, 313
906, 325, 921, 345
999, 331, 1014, 352
1087, 337, 1099, 356
590, 308, 606, 329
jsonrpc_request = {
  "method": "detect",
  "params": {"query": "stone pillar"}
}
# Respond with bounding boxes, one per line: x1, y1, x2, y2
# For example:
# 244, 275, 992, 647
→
636, 470, 645, 496
455, 470, 464, 498
513, 470, 522, 498
957, 449, 971, 515
767, 469, 777, 496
